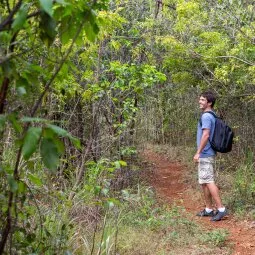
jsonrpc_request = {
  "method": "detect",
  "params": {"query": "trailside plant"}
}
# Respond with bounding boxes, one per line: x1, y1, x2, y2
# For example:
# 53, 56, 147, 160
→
0, 0, 109, 253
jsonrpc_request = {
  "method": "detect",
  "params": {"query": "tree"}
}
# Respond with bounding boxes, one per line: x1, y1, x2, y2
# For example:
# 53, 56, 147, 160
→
0, 0, 108, 252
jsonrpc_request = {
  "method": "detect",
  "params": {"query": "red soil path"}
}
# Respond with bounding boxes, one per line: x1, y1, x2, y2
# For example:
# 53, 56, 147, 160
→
143, 149, 255, 255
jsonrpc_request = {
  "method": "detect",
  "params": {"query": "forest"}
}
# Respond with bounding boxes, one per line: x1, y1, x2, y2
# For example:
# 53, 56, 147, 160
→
0, 0, 255, 254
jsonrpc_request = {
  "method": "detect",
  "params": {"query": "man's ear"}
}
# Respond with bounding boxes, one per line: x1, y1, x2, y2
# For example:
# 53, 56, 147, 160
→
208, 101, 212, 106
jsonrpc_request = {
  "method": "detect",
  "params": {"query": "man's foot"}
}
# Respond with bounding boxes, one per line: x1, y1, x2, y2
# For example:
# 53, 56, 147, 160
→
196, 209, 214, 217
211, 209, 228, 221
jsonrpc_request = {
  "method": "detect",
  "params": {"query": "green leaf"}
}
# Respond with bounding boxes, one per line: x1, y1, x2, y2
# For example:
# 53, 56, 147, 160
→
28, 173, 43, 187
7, 175, 18, 192
114, 161, 121, 169
69, 136, 81, 150
84, 22, 97, 42
22, 127, 42, 160
40, 138, 60, 172
47, 124, 81, 149
0, 31, 12, 44
47, 124, 68, 137
39, 0, 53, 17
8, 114, 22, 133
83, 10, 99, 43
43, 127, 56, 139
12, 4, 28, 33
18, 181, 26, 193
53, 136, 65, 154
39, 12, 57, 45
119, 160, 127, 166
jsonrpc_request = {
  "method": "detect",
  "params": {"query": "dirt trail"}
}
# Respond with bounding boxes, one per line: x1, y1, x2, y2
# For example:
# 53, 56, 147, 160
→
143, 149, 255, 255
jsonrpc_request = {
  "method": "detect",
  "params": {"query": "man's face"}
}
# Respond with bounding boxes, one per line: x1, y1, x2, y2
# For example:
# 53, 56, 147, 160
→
199, 96, 211, 110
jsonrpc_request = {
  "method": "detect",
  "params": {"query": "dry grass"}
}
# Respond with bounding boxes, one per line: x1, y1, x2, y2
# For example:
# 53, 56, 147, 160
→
116, 224, 231, 255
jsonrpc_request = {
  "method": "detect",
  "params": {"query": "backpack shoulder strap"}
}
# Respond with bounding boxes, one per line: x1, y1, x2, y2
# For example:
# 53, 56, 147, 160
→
199, 111, 218, 126
204, 111, 218, 119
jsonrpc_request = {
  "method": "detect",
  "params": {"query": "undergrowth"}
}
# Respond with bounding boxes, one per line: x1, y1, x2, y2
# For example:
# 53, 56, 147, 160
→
0, 144, 234, 254
225, 162, 255, 219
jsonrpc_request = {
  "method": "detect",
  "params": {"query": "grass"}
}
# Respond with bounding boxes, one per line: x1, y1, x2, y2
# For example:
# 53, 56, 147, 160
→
65, 180, 231, 255
224, 162, 255, 219
113, 185, 231, 255
199, 229, 229, 247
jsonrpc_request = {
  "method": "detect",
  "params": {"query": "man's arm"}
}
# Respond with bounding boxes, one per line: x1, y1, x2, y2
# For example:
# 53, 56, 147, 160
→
193, 128, 210, 162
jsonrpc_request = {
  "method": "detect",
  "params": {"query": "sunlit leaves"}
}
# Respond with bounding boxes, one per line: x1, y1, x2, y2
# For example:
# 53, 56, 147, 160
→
175, 1, 206, 34
196, 32, 230, 58
84, 10, 99, 42
97, 11, 127, 38
108, 61, 166, 91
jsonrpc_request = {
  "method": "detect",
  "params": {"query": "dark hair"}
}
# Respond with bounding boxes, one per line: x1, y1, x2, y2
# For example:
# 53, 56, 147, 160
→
200, 91, 216, 107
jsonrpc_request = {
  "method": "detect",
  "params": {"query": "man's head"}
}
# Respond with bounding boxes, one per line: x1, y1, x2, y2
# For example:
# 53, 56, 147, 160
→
199, 91, 216, 111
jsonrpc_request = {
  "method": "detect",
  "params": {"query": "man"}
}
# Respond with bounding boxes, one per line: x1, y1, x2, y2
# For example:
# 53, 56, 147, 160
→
193, 91, 228, 221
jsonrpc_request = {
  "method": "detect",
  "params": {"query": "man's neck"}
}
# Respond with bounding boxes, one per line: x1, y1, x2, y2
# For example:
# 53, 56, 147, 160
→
203, 107, 213, 113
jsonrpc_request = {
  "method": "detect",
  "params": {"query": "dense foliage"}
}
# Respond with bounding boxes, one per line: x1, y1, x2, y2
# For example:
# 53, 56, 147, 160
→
0, 0, 254, 253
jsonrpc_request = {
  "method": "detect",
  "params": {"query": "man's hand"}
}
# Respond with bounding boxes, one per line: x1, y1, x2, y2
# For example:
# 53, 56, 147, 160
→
193, 153, 200, 163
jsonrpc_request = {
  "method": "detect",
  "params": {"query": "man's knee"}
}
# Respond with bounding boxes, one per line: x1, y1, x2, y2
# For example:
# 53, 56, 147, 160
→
200, 183, 208, 190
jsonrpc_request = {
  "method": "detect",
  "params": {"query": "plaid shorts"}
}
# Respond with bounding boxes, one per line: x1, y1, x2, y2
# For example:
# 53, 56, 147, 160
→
198, 157, 215, 184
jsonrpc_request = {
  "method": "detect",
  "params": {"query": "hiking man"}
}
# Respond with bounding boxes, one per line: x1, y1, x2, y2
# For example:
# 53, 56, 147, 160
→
193, 91, 228, 221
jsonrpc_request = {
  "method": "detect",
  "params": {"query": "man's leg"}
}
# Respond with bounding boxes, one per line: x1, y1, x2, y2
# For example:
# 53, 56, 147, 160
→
196, 183, 214, 216
207, 182, 228, 221
198, 158, 227, 220
197, 157, 218, 217
206, 182, 223, 208
201, 184, 213, 209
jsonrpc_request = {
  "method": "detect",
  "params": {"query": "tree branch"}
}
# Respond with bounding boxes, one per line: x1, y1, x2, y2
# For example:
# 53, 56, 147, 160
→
0, 0, 22, 31
214, 55, 255, 66
0, 78, 9, 114
6, 0, 11, 13
189, 49, 255, 66
30, 23, 84, 117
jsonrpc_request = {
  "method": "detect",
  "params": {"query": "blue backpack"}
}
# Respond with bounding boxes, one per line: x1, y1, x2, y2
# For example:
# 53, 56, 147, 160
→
200, 111, 234, 153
